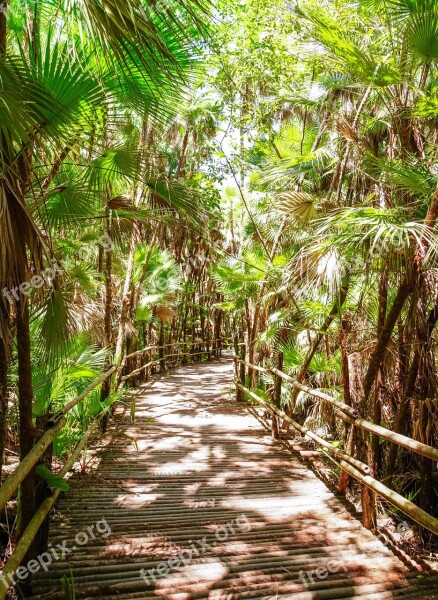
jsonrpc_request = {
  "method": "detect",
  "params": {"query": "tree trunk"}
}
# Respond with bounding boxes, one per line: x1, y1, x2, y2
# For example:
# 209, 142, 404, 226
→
100, 210, 113, 430
0, 329, 8, 482
337, 318, 351, 493
0, 0, 7, 54
176, 125, 190, 178
115, 231, 137, 364
284, 277, 350, 425
16, 299, 36, 545
338, 353, 360, 493
385, 293, 438, 485
363, 277, 413, 400
371, 269, 388, 477
339, 319, 350, 407
34, 415, 54, 556
350, 353, 376, 528
159, 322, 165, 373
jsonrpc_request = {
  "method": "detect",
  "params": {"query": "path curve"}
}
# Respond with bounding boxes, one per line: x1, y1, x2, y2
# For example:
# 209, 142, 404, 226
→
31, 357, 438, 599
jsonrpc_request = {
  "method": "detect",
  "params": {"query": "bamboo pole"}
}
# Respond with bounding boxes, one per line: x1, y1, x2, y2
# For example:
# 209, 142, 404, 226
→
333, 409, 438, 464
0, 367, 115, 511
121, 360, 159, 382
0, 416, 66, 513
62, 366, 117, 415
323, 453, 438, 536
124, 345, 155, 360
238, 360, 357, 417
238, 359, 268, 375
237, 384, 370, 474
271, 367, 359, 418
240, 360, 438, 464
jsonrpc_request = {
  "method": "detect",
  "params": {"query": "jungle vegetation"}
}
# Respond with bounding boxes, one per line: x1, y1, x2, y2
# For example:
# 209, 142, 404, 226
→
0, 0, 437, 562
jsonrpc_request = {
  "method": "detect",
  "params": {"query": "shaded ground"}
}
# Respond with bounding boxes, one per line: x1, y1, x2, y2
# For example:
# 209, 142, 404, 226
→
31, 357, 438, 599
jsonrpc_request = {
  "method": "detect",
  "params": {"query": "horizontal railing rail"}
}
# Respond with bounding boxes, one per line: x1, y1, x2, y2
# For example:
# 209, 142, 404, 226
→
120, 348, 217, 382
233, 354, 438, 537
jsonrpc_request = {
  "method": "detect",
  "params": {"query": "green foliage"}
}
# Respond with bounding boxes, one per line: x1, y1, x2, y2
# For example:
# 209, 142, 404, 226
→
60, 571, 76, 600
35, 465, 69, 492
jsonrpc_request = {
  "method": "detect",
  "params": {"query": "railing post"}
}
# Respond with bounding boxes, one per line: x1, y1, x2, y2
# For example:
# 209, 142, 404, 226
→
236, 343, 246, 402
339, 352, 376, 530
271, 351, 283, 440
159, 345, 165, 374
145, 349, 151, 382
233, 336, 239, 378
206, 330, 211, 361
190, 336, 195, 363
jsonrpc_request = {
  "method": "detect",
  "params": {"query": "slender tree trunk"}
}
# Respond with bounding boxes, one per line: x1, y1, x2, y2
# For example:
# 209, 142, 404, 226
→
16, 298, 36, 542
176, 125, 190, 178
364, 277, 413, 400
338, 352, 358, 493
336, 317, 352, 493
103, 212, 113, 352
339, 319, 351, 407
371, 269, 388, 476
0, 329, 8, 482
350, 353, 377, 528
284, 277, 350, 423
39, 146, 71, 198
159, 322, 165, 373
100, 210, 113, 428
385, 349, 417, 484
0, 0, 7, 54
415, 286, 437, 514
249, 214, 289, 380
115, 231, 137, 364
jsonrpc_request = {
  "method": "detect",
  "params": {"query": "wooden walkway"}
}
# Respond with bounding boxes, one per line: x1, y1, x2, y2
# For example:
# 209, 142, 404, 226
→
31, 357, 438, 599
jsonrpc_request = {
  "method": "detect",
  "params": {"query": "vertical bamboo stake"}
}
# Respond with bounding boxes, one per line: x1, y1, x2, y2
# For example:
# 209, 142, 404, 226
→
351, 353, 376, 529
271, 352, 283, 440
238, 344, 246, 402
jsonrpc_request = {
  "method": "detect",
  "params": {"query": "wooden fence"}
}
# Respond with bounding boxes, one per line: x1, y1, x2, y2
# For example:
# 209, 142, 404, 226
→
233, 347, 438, 537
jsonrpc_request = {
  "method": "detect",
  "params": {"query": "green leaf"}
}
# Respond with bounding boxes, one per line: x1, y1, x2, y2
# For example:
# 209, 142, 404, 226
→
36, 465, 69, 491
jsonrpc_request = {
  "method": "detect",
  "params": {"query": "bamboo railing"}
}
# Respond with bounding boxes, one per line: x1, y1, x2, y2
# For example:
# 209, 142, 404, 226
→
233, 354, 438, 537
0, 337, 229, 598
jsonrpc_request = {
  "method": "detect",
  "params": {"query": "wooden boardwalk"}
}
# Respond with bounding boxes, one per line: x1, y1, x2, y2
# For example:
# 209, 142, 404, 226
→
31, 357, 438, 599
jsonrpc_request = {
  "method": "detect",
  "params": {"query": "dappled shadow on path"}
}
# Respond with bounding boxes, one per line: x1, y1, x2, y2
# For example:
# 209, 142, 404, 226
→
31, 358, 438, 599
